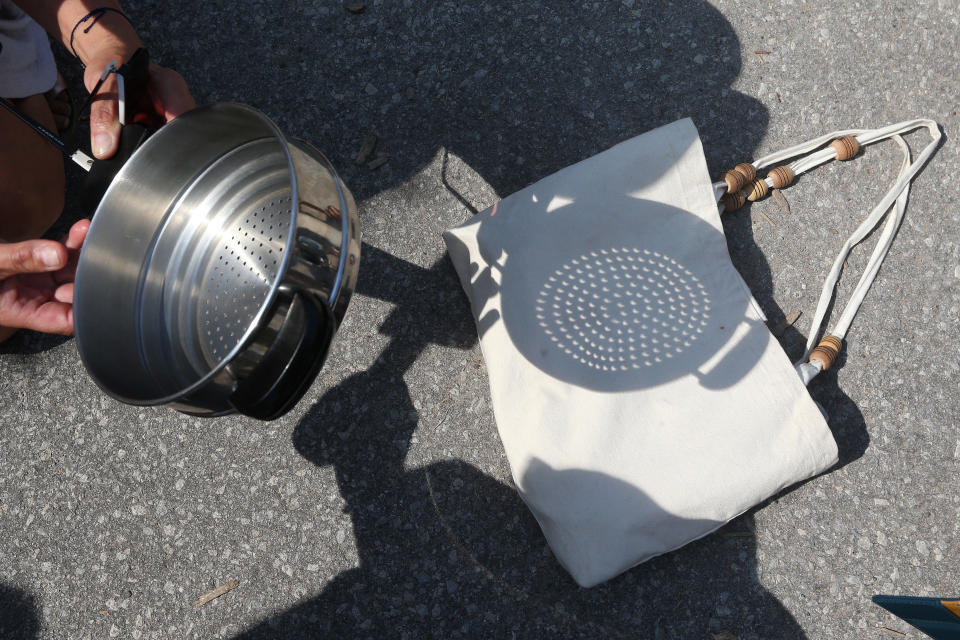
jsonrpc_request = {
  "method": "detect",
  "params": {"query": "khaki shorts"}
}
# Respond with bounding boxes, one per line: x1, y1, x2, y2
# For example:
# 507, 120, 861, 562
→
0, 0, 56, 98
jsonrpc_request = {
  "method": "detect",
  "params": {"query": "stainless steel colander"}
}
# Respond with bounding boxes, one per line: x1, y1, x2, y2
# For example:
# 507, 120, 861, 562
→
73, 103, 360, 419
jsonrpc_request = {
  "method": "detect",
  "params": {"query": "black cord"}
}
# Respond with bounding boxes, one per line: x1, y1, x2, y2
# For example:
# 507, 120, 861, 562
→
68, 7, 135, 65
0, 96, 67, 152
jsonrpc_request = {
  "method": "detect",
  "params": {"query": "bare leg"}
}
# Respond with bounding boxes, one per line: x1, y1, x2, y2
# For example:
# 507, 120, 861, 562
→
0, 93, 66, 242
0, 93, 66, 341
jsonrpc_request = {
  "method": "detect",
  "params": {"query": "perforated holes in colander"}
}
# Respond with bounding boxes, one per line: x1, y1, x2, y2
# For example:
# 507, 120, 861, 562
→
198, 195, 292, 363
534, 247, 712, 372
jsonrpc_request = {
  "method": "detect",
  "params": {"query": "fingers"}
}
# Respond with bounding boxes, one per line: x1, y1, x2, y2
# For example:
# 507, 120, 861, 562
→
1, 300, 75, 335
148, 64, 196, 122
85, 59, 194, 161
65, 219, 91, 251
53, 220, 92, 286
0, 281, 75, 334
0, 240, 68, 279
87, 73, 121, 159
54, 282, 74, 304
85, 59, 194, 159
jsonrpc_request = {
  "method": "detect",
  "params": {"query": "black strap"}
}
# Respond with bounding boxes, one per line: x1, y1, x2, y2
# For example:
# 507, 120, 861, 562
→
74, 48, 152, 128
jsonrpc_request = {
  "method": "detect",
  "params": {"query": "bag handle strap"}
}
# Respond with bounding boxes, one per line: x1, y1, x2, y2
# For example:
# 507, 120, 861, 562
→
712, 119, 941, 384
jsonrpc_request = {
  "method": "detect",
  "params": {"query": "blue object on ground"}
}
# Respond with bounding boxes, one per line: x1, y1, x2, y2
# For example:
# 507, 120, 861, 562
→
873, 595, 960, 640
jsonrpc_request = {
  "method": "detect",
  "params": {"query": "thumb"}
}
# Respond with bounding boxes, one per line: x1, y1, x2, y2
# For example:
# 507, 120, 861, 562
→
0, 240, 68, 278
89, 74, 121, 159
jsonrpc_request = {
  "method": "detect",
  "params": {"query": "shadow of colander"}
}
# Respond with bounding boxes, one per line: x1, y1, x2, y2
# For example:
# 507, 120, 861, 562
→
473, 193, 767, 392
534, 246, 713, 374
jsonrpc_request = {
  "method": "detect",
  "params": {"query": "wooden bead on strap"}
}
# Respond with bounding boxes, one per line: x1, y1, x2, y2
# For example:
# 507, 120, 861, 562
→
809, 335, 843, 370
830, 136, 860, 161
734, 163, 757, 182
768, 166, 795, 189
723, 169, 746, 193
722, 163, 756, 193
746, 178, 768, 202
721, 191, 745, 212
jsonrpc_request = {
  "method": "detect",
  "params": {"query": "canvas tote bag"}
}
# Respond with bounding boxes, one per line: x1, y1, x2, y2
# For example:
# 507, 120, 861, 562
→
442, 117, 940, 587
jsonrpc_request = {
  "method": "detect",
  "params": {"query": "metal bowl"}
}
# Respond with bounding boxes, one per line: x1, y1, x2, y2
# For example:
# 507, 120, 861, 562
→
74, 103, 360, 419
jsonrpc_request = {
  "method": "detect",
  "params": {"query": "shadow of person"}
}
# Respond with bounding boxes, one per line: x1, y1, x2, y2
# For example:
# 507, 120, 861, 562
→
248, 1, 766, 204
0, 584, 39, 640
214, 0, 875, 637
168, 0, 769, 208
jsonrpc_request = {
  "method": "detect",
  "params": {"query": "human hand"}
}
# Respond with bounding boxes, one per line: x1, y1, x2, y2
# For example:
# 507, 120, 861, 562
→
84, 55, 196, 159
62, 5, 196, 159
0, 220, 90, 335
79, 38, 195, 161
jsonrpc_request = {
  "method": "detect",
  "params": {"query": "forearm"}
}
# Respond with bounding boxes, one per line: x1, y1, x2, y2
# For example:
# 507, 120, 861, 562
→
13, 0, 142, 67
15, 0, 194, 159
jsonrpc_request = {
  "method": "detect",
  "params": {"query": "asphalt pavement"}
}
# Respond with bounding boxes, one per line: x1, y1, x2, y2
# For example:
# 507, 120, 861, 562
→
1, 1, 958, 638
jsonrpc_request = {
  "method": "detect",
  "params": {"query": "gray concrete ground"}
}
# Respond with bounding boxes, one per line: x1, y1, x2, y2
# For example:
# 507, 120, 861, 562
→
1, 0, 958, 638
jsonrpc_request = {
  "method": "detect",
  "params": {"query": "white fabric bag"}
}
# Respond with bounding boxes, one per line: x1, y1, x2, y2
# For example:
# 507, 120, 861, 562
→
442, 117, 940, 587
